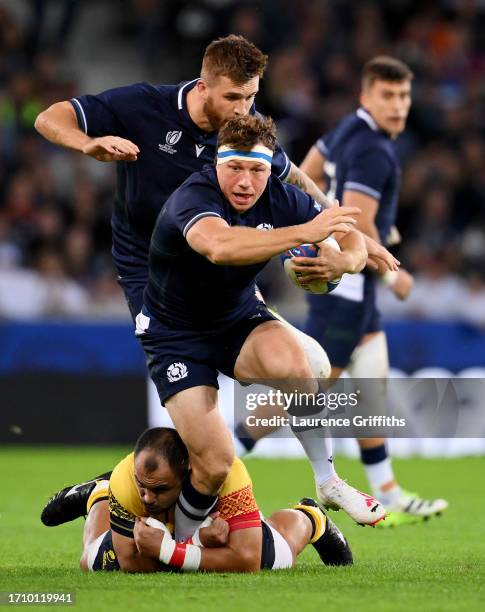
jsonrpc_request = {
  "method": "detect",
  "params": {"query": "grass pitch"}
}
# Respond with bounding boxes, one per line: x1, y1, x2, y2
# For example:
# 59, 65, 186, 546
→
0, 447, 484, 612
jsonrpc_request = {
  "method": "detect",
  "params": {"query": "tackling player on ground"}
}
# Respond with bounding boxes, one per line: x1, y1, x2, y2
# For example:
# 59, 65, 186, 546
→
41, 427, 353, 573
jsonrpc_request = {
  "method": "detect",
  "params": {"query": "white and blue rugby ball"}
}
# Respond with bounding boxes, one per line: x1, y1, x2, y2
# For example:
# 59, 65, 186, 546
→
280, 237, 341, 295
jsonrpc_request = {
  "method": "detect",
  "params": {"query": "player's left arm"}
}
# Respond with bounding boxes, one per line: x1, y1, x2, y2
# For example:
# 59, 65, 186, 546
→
285, 162, 335, 210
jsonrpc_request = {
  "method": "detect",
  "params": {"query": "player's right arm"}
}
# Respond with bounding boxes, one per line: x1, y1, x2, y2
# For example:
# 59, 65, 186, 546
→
186, 208, 359, 266
35, 99, 139, 162
111, 527, 164, 573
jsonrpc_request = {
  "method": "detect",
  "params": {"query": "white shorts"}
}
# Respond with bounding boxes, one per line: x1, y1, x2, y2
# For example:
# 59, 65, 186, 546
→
261, 521, 294, 570
86, 530, 120, 572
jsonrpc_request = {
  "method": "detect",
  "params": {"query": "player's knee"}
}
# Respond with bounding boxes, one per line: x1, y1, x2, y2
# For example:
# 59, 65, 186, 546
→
263, 348, 314, 381
349, 332, 389, 378
193, 448, 233, 492
281, 356, 314, 383
300, 334, 331, 379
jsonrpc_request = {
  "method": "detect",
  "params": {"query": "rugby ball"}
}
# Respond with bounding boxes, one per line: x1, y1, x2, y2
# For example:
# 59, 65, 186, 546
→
280, 237, 341, 294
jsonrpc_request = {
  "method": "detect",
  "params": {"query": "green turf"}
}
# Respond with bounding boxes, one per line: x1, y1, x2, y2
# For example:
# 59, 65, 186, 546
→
0, 447, 483, 611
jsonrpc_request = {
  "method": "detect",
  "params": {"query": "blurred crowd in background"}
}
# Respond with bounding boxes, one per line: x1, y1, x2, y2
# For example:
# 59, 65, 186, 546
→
1, 0, 485, 323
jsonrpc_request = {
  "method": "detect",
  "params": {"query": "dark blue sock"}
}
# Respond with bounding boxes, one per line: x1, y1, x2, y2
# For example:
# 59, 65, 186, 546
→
360, 443, 387, 465
235, 422, 256, 452
174, 476, 218, 542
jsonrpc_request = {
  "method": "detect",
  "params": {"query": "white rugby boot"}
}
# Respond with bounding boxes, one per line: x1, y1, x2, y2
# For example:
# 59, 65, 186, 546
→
316, 476, 387, 526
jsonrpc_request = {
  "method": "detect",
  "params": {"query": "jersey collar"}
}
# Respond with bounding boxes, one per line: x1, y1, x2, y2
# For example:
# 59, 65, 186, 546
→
176, 78, 215, 136
177, 78, 198, 111
356, 107, 379, 132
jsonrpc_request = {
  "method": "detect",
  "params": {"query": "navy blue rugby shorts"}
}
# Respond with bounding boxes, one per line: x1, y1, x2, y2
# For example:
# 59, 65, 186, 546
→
136, 302, 277, 404
304, 274, 382, 368
115, 264, 147, 324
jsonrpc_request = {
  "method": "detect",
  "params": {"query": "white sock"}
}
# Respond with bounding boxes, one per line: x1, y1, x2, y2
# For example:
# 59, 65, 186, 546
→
174, 478, 218, 543
291, 425, 336, 486
364, 458, 401, 504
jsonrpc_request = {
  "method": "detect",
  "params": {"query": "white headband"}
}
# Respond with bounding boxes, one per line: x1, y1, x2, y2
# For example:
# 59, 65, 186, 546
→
216, 144, 273, 169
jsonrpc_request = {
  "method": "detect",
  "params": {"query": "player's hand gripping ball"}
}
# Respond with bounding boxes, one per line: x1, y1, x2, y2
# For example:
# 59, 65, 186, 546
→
280, 237, 341, 294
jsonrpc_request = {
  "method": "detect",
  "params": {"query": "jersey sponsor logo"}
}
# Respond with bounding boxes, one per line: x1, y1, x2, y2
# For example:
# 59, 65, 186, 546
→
159, 130, 182, 154
256, 223, 273, 231
167, 362, 188, 382
195, 144, 205, 158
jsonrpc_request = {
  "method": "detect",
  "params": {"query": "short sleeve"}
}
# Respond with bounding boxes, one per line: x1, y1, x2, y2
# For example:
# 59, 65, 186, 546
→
217, 458, 261, 532
315, 136, 328, 156
108, 452, 143, 538
109, 488, 136, 538
344, 147, 392, 201
168, 181, 226, 239
70, 82, 150, 137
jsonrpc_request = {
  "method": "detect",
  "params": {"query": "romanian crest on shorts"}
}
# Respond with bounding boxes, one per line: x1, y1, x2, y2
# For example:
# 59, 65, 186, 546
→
167, 362, 188, 382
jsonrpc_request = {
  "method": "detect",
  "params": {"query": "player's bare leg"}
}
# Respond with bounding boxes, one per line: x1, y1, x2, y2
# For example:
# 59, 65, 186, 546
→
165, 386, 234, 495
234, 312, 331, 452
80, 500, 110, 571
165, 385, 234, 541
235, 320, 385, 526
268, 499, 352, 566
266, 510, 311, 564
349, 332, 448, 526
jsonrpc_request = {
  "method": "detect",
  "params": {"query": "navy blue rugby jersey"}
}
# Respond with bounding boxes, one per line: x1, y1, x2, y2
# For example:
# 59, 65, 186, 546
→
315, 107, 401, 243
70, 80, 291, 271
144, 166, 321, 330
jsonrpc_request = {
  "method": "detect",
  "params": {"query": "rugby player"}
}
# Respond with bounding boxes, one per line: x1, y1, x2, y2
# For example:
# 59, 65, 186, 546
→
235, 57, 448, 526
34, 37, 397, 536
34, 34, 333, 324
134, 113, 392, 533
42, 427, 353, 573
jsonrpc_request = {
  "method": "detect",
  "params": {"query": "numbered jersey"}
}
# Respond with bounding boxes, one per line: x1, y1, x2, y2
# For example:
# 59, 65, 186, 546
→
315, 107, 401, 243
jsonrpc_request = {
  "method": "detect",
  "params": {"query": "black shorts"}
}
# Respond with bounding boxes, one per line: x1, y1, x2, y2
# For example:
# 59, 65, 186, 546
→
137, 302, 277, 404
115, 264, 147, 324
